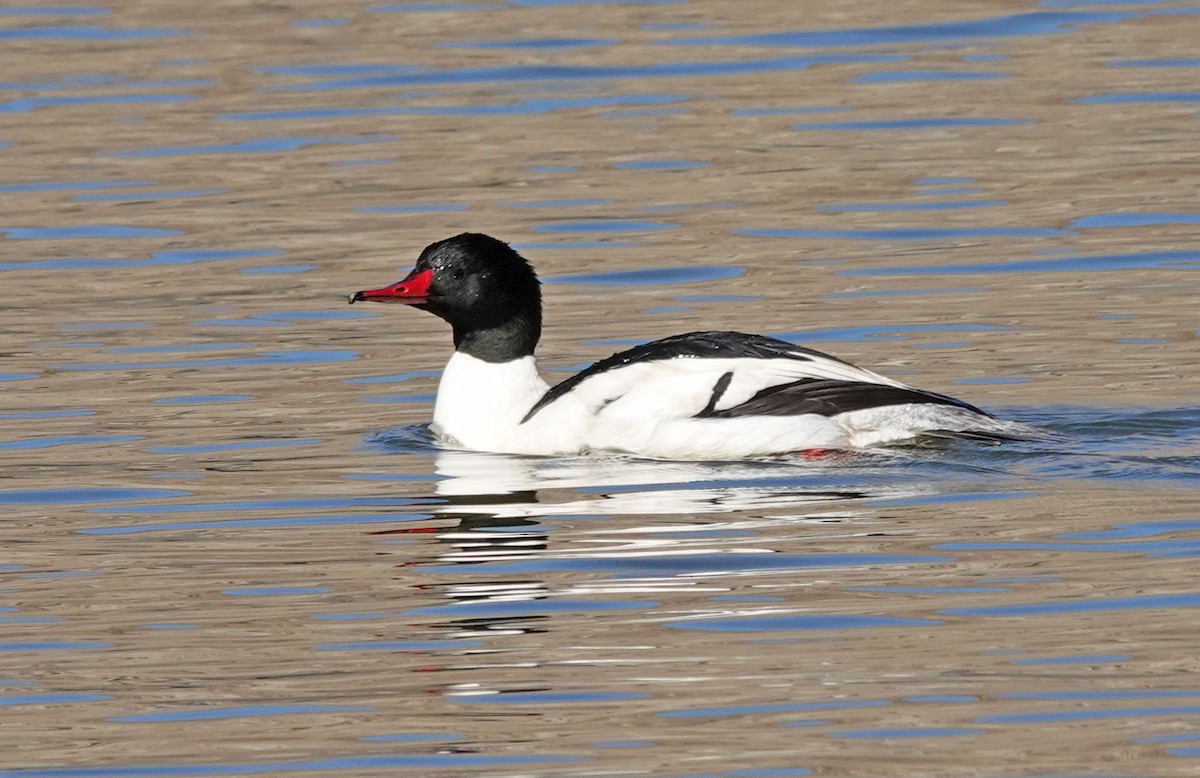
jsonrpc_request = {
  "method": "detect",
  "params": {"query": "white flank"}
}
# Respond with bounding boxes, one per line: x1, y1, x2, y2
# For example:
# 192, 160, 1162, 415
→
429, 352, 1018, 459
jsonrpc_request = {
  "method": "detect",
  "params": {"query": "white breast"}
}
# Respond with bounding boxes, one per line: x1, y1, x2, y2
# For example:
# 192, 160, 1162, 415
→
431, 352, 588, 455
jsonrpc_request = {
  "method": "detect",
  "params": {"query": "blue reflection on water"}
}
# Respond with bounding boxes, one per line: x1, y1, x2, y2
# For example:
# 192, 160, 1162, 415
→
614, 159, 711, 170
0, 410, 93, 419
851, 585, 1007, 594
1108, 58, 1200, 67
0, 435, 141, 451
917, 177, 976, 185
367, 2, 500, 11
359, 203, 467, 213
0, 642, 112, 651
1007, 690, 1200, 701
0, 488, 187, 506
222, 587, 333, 596
92, 495, 437, 515
111, 136, 393, 157
143, 439, 322, 454
255, 64, 422, 77
668, 11, 1134, 47
0, 616, 62, 623
533, 220, 677, 233
843, 249, 1200, 275
601, 107, 690, 117
979, 704, 1200, 724
81, 512, 438, 536
772, 323, 1015, 343
794, 117, 1031, 131
508, 198, 612, 208
1039, 0, 1171, 6
852, 70, 1008, 83
345, 370, 440, 385
0, 180, 155, 193
155, 394, 255, 404
271, 54, 905, 91
548, 266, 743, 285
815, 200, 1006, 212
830, 727, 982, 738
110, 344, 250, 354
111, 704, 370, 723
442, 37, 617, 49
1010, 655, 1130, 665
74, 188, 227, 201
0, 8, 109, 16
511, 0, 684, 5
1064, 520, 1200, 541
515, 240, 647, 250
228, 95, 688, 121
826, 287, 986, 298
671, 614, 941, 632
0, 753, 580, 777
1071, 212, 1200, 228
1137, 732, 1200, 743
919, 186, 982, 195
731, 107, 845, 116
58, 349, 357, 371
0, 94, 196, 113
360, 732, 460, 742
292, 17, 347, 27
0, 25, 188, 41
1076, 91, 1200, 104
240, 264, 315, 274
662, 699, 889, 719
739, 226, 1065, 240
942, 592, 1200, 617
0, 489, 184, 506
0, 249, 283, 273
0, 693, 110, 706
0, 225, 183, 239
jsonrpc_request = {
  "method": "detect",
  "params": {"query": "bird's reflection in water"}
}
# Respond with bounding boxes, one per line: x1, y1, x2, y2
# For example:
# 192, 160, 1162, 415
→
376, 449, 929, 651
414, 448, 925, 566
431, 448, 920, 517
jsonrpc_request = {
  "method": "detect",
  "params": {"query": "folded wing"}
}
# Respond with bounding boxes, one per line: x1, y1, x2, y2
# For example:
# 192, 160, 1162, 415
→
523, 331, 984, 424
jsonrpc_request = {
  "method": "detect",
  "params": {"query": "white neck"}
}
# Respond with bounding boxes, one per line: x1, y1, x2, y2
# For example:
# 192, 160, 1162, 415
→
431, 352, 585, 455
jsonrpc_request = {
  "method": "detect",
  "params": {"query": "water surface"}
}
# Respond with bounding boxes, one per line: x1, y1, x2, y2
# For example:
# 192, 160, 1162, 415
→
2, 1, 1198, 776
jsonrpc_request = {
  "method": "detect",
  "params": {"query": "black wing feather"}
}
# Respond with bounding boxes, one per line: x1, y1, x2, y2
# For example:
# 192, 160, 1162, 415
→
700, 378, 989, 419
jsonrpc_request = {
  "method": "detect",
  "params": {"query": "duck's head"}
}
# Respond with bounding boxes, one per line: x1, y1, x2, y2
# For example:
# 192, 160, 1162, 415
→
350, 232, 543, 361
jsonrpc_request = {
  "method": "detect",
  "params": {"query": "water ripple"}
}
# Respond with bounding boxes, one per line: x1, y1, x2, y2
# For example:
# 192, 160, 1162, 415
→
271, 54, 905, 91
668, 11, 1135, 47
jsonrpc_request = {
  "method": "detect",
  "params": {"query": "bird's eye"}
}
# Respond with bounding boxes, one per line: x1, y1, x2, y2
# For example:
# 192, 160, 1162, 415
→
451, 268, 465, 280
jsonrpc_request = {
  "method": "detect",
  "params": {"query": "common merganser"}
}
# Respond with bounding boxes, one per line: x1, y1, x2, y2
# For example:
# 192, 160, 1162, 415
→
349, 232, 1027, 459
